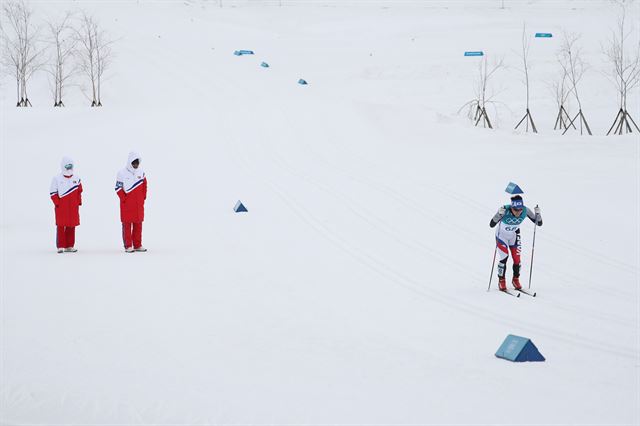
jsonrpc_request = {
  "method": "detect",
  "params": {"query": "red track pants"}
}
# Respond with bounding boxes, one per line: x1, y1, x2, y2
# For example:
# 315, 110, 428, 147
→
122, 222, 143, 249
56, 226, 76, 249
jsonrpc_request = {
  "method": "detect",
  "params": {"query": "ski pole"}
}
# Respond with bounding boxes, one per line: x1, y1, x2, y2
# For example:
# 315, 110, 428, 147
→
487, 245, 497, 291
528, 204, 539, 289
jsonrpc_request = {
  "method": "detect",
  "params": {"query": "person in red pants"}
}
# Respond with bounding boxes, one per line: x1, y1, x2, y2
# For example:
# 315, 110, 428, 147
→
50, 156, 83, 253
115, 152, 148, 253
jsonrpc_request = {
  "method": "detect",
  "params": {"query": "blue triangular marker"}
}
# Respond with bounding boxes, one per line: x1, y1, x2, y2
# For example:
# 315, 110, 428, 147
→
298, 79, 308, 85
234, 201, 248, 213
261, 62, 270, 68
516, 340, 546, 362
495, 334, 545, 362
505, 182, 524, 195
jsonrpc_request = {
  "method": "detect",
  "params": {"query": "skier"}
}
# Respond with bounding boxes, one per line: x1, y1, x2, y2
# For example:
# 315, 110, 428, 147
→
115, 152, 148, 253
489, 195, 542, 291
50, 156, 83, 253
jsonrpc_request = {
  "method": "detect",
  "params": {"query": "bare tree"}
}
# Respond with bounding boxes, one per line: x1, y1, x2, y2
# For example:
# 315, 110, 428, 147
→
0, 5, 22, 106
1, 0, 44, 107
550, 65, 574, 131
514, 24, 537, 133
559, 32, 592, 135
47, 12, 77, 107
76, 13, 112, 107
604, 3, 640, 135
459, 55, 504, 129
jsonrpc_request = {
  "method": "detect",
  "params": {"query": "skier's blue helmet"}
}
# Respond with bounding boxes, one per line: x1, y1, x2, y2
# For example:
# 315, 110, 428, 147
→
511, 195, 524, 210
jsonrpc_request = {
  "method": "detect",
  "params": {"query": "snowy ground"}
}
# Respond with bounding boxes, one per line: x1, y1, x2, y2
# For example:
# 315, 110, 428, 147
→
1, 1, 639, 424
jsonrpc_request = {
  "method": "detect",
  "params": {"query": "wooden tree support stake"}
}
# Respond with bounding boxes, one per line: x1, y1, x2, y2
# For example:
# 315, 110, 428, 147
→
474, 106, 493, 129
554, 105, 575, 131
607, 108, 640, 135
563, 109, 592, 135
515, 108, 538, 133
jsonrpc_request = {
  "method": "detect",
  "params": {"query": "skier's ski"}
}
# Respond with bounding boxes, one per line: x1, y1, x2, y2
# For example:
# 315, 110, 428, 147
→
515, 289, 536, 297
499, 289, 520, 298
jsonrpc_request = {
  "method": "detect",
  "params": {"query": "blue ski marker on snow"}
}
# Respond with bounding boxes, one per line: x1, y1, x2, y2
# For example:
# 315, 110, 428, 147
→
260, 62, 270, 68
505, 182, 524, 195
495, 334, 545, 362
535, 33, 553, 38
234, 201, 248, 213
298, 79, 308, 85
234, 50, 255, 56
464, 51, 484, 57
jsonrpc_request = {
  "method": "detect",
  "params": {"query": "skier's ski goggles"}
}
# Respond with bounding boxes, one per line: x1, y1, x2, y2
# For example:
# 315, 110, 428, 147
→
64, 164, 73, 170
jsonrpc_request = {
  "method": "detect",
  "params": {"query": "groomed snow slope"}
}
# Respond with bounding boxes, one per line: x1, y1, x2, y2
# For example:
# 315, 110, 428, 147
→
1, 1, 638, 424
